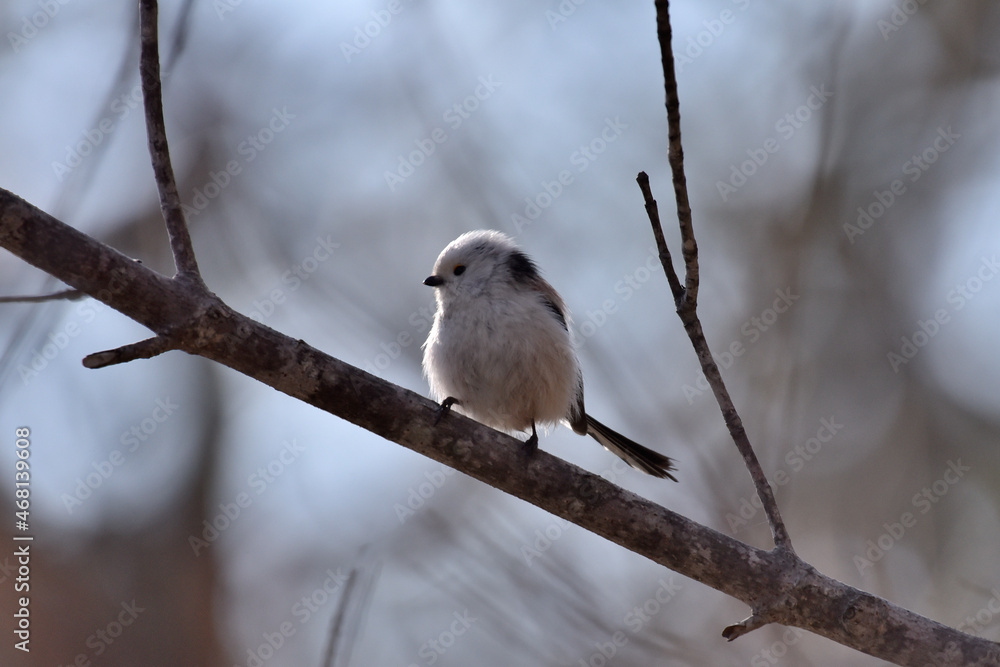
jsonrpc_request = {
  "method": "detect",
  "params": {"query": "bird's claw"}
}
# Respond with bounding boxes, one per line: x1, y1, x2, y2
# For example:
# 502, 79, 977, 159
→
434, 397, 460, 425
523, 423, 539, 456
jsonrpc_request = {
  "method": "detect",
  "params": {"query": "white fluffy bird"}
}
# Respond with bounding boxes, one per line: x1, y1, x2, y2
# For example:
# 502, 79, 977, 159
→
421, 230, 677, 480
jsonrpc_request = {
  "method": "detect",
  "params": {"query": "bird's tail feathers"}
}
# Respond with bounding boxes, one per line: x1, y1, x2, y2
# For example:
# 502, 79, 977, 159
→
585, 415, 677, 481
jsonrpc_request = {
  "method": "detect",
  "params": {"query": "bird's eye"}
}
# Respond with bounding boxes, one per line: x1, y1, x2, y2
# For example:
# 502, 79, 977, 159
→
453, 265, 466, 276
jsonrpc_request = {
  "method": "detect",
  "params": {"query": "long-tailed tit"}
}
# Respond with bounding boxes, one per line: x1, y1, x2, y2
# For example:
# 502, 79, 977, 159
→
422, 230, 677, 480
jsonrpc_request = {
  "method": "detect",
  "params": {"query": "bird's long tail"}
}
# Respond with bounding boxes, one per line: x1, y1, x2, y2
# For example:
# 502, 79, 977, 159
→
585, 414, 677, 481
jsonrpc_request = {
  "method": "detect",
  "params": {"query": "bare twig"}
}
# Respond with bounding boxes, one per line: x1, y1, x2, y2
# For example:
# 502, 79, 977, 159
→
82, 335, 176, 369
138, 0, 202, 283
636, 172, 792, 555
0, 288, 84, 303
644, 0, 793, 557
322, 563, 380, 667
322, 568, 361, 667
636, 172, 683, 304
653, 0, 698, 302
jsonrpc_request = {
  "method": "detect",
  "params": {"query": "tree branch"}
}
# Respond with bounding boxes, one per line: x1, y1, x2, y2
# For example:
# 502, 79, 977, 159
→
0, 288, 83, 303
637, 172, 793, 555
138, 0, 202, 283
1, 188, 998, 665
647, 0, 792, 554
636, 172, 683, 304
653, 0, 697, 303
82, 335, 176, 369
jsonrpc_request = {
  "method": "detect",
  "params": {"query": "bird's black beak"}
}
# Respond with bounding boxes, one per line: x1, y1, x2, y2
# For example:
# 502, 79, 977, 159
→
423, 275, 444, 287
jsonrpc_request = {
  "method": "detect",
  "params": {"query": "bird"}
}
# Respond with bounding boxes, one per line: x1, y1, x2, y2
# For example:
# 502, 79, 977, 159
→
421, 230, 676, 480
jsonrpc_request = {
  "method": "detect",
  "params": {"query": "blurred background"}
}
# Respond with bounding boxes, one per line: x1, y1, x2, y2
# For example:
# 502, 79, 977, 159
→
1, 0, 999, 665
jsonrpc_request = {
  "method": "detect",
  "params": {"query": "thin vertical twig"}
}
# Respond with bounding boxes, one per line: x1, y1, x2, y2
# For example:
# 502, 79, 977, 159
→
61, 0, 209, 370
322, 563, 381, 667
637, 172, 683, 304
643, 0, 793, 552
653, 0, 698, 303
138, 0, 202, 283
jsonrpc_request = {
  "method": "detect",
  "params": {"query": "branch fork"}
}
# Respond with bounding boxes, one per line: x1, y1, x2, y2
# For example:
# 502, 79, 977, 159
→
80, 0, 208, 370
642, 0, 788, 639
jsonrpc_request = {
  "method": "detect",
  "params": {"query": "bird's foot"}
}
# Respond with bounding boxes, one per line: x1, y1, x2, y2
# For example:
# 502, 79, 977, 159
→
523, 422, 539, 456
434, 397, 460, 425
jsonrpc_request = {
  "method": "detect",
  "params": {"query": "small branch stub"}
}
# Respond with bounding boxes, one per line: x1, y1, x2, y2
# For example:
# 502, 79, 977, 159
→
722, 614, 769, 642
83, 336, 175, 369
